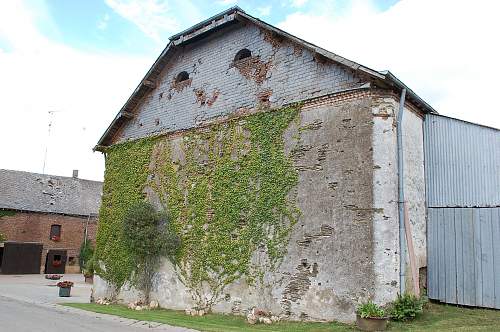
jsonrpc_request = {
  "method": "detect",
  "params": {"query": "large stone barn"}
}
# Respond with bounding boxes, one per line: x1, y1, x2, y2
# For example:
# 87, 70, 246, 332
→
93, 7, 432, 322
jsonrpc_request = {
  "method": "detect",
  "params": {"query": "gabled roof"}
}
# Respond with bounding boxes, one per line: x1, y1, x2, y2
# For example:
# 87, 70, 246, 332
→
95, 6, 436, 149
0, 169, 103, 217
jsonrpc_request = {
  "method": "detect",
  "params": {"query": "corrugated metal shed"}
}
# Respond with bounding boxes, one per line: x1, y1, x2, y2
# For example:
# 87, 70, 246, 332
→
424, 114, 500, 208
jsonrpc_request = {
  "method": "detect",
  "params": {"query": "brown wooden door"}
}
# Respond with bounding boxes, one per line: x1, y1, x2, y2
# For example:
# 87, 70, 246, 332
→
44, 250, 67, 274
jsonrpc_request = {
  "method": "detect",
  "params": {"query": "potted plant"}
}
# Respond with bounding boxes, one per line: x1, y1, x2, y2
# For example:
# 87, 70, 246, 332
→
83, 258, 95, 284
57, 281, 74, 297
356, 301, 389, 331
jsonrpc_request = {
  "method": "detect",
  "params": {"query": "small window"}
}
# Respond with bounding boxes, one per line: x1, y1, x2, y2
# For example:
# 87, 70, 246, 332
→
50, 224, 61, 241
234, 48, 251, 61
176, 71, 189, 83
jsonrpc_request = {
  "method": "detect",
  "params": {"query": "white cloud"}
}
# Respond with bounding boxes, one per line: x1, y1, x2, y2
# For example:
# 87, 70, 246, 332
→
257, 5, 272, 17
105, 0, 179, 42
0, 1, 151, 180
279, 0, 500, 129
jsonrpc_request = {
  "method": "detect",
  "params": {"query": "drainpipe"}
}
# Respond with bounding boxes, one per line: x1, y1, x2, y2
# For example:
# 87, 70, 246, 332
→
397, 88, 407, 295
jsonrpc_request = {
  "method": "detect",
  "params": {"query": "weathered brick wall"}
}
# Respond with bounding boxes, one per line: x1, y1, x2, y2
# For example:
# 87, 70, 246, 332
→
0, 211, 97, 273
115, 22, 369, 143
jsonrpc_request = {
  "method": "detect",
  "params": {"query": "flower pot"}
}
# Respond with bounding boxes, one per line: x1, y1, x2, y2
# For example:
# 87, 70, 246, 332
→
59, 286, 72, 297
356, 314, 388, 331
84, 275, 94, 284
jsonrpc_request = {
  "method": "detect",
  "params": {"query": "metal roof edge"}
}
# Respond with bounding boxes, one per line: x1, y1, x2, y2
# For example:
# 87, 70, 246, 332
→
381, 71, 437, 114
426, 113, 500, 131
169, 6, 244, 41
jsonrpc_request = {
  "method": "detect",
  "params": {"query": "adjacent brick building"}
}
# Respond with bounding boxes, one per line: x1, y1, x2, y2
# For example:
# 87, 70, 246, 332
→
0, 169, 102, 273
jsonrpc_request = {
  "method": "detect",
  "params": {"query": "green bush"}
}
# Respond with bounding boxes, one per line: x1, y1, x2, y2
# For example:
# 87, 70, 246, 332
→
357, 301, 386, 318
123, 201, 180, 302
389, 293, 427, 321
79, 239, 94, 272
0, 232, 6, 242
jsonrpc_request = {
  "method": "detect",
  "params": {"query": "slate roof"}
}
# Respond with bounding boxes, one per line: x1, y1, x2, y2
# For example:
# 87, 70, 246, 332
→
95, 6, 436, 149
0, 169, 103, 217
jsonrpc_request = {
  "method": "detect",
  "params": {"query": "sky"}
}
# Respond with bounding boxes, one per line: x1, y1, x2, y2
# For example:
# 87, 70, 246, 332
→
1, 0, 499, 181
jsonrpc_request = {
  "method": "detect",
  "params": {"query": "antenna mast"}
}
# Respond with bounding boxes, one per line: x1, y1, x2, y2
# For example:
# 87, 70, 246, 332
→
42, 110, 61, 174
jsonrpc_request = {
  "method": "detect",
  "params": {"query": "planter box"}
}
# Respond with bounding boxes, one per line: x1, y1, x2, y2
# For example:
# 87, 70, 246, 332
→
356, 314, 388, 331
58, 287, 72, 297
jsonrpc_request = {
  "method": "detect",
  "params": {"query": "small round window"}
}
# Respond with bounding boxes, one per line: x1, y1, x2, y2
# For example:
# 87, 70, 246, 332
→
234, 48, 251, 61
176, 71, 189, 82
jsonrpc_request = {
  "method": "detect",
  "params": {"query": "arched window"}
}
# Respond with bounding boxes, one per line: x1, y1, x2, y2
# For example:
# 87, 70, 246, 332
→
234, 48, 251, 62
176, 71, 189, 83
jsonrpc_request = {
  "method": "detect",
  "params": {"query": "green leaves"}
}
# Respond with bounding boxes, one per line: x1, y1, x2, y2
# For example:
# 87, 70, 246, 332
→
389, 293, 427, 321
96, 105, 302, 307
357, 301, 386, 318
95, 138, 156, 289
152, 105, 302, 308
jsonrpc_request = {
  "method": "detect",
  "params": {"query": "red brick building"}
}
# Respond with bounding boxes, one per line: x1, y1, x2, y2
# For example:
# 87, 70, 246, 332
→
0, 169, 102, 274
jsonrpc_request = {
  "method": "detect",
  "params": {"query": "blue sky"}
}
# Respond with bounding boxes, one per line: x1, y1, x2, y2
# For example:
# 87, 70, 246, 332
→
35, 0, 399, 55
0, 0, 499, 181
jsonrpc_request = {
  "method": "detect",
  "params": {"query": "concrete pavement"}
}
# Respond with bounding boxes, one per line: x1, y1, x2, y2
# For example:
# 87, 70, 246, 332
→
0, 274, 196, 332
0, 273, 91, 304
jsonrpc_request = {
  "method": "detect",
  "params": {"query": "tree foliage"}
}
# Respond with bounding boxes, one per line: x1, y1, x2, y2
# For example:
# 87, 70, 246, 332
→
79, 239, 94, 272
122, 201, 180, 302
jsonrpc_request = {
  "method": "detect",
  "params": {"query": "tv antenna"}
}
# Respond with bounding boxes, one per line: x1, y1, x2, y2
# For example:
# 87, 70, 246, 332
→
42, 110, 63, 174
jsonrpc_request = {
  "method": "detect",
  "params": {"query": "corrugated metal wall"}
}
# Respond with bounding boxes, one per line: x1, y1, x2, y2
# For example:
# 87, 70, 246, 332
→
425, 114, 500, 309
428, 208, 500, 308
424, 114, 500, 208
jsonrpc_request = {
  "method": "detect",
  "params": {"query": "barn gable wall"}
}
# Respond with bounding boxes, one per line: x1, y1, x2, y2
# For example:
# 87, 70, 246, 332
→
113, 22, 368, 144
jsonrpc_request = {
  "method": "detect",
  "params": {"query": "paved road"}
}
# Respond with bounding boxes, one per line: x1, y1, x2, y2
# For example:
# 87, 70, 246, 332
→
0, 274, 196, 332
0, 296, 195, 332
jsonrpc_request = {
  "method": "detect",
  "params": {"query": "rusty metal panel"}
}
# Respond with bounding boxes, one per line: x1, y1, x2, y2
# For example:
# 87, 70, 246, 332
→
424, 114, 500, 208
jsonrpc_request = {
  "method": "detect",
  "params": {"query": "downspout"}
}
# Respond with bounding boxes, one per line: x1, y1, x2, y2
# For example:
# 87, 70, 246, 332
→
397, 88, 407, 294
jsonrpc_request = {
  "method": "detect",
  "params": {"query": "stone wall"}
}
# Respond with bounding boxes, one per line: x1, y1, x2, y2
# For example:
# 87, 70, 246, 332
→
0, 211, 98, 273
95, 91, 379, 323
371, 92, 426, 303
113, 22, 369, 144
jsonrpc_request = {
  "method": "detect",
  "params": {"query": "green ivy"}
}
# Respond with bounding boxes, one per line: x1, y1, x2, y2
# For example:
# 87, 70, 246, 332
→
0, 210, 16, 219
151, 105, 302, 308
96, 105, 302, 307
95, 137, 157, 290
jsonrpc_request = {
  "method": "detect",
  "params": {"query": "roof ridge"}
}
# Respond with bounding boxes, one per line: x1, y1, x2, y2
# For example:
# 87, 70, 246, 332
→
0, 169, 102, 184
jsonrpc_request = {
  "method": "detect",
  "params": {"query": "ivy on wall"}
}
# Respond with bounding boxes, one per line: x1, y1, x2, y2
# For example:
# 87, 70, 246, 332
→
95, 104, 302, 308
0, 210, 16, 219
95, 138, 156, 289
151, 105, 302, 308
